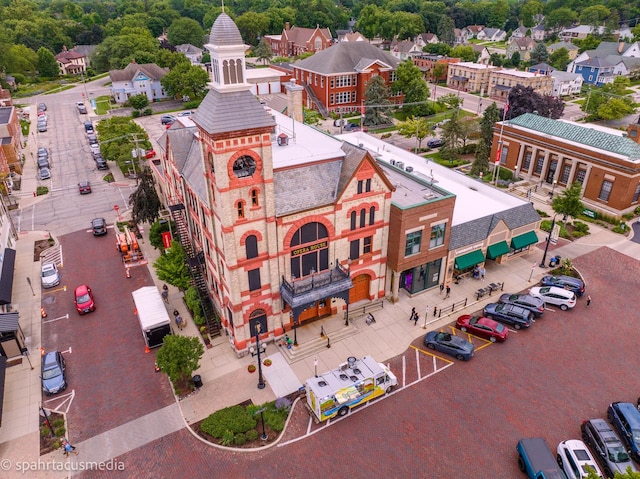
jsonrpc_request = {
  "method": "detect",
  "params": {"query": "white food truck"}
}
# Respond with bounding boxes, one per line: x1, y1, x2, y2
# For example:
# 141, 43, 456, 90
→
305, 356, 397, 422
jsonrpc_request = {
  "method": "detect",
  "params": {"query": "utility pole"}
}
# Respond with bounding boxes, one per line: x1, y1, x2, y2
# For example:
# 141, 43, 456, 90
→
131, 134, 140, 185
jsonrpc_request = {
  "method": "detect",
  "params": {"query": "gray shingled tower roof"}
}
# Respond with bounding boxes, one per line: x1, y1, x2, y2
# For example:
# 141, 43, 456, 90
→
209, 13, 243, 46
506, 113, 640, 159
192, 89, 275, 135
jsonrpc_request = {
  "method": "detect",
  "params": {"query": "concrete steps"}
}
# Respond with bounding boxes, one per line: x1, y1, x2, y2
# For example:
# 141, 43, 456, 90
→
280, 323, 360, 364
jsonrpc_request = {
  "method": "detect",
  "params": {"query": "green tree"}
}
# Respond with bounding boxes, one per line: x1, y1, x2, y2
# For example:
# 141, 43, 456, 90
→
471, 102, 500, 177
551, 182, 584, 221
436, 15, 455, 46
487, 0, 509, 29
161, 61, 209, 100
579, 5, 611, 30
184, 286, 205, 326
440, 111, 464, 159
129, 167, 162, 225
529, 43, 549, 65
363, 75, 394, 126
597, 97, 635, 120
431, 63, 445, 83
489, 53, 504, 67
149, 219, 175, 251
36, 47, 59, 77
509, 51, 521, 68
520, 0, 544, 28
381, 11, 424, 40
253, 38, 273, 65
129, 93, 149, 111
354, 4, 383, 40
153, 241, 191, 290
573, 35, 601, 54
398, 116, 432, 150
93, 27, 159, 70
549, 48, 570, 71
156, 335, 204, 393
156, 49, 191, 69
3, 44, 37, 76
437, 93, 463, 110
450, 45, 478, 62
423, 43, 451, 57
167, 17, 205, 47
392, 60, 430, 117
545, 7, 578, 33
235, 11, 270, 46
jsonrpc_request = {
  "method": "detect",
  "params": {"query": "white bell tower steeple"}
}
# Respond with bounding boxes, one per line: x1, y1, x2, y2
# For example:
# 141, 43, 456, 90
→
205, 13, 250, 93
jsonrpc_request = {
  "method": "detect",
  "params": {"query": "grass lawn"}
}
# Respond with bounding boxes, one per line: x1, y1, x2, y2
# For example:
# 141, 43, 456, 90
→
94, 96, 112, 115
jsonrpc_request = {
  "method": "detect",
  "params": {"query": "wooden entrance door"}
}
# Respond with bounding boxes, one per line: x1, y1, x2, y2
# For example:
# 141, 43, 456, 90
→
349, 274, 370, 303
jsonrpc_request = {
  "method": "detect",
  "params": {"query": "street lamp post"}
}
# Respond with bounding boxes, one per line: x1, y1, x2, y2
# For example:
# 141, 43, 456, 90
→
539, 213, 566, 268
254, 407, 268, 441
249, 323, 267, 389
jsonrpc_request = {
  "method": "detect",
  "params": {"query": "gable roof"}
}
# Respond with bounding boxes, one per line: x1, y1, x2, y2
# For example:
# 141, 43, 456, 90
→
506, 113, 640, 160
575, 56, 618, 68
176, 44, 203, 54
482, 28, 502, 38
109, 63, 168, 82
511, 37, 536, 49
193, 89, 275, 135
285, 26, 332, 46
295, 42, 399, 74
548, 41, 578, 51
530, 62, 554, 72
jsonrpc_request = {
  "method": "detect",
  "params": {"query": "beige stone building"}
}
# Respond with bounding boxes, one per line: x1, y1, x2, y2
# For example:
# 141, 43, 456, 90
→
446, 62, 499, 95
488, 69, 553, 101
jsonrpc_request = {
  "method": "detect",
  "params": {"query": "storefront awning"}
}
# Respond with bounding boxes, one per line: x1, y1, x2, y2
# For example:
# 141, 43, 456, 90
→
511, 231, 539, 250
454, 249, 485, 270
486, 241, 510, 260
0, 249, 16, 305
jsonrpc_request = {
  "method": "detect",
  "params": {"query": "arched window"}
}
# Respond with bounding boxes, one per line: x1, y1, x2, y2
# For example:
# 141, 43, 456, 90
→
251, 189, 259, 206
290, 222, 329, 278
208, 152, 215, 174
369, 206, 375, 226
237, 201, 245, 219
230, 59, 237, 84
315, 37, 322, 50
223, 60, 230, 84
232, 155, 256, 178
246, 235, 258, 259
360, 209, 366, 228
236, 59, 243, 83
350, 211, 356, 230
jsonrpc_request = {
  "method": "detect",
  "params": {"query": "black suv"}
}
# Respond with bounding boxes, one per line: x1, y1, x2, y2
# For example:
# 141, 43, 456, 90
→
581, 418, 637, 478
607, 402, 640, 462
94, 156, 108, 170
84, 121, 94, 134
91, 218, 107, 236
540, 275, 585, 297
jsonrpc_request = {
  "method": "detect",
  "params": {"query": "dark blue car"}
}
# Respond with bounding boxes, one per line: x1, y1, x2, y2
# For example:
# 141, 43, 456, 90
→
540, 275, 585, 297
423, 331, 474, 361
607, 402, 640, 462
483, 303, 533, 330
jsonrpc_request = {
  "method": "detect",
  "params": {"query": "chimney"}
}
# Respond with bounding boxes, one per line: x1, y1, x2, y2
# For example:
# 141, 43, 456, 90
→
618, 41, 624, 53
285, 79, 304, 123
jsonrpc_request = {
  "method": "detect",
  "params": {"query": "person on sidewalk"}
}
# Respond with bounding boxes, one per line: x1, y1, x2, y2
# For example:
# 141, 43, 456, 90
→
365, 313, 376, 325
173, 310, 184, 330
586, 295, 592, 307
480, 267, 486, 281
62, 439, 78, 457
413, 312, 419, 325
439, 283, 444, 295
161, 284, 169, 303
409, 307, 416, 322
445, 284, 451, 299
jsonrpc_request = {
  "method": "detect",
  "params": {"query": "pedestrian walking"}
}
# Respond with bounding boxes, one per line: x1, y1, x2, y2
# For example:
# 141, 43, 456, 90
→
62, 439, 78, 457
409, 307, 416, 322
439, 283, 444, 295
161, 284, 169, 303
445, 284, 451, 299
413, 312, 419, 325
173, 310, 184, 330
365, 313, 376, 325
480, 267, 486, 281
586, 295, 592, 307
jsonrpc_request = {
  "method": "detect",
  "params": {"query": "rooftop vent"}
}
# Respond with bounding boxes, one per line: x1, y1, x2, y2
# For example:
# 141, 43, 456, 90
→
318, 380, 327, 387
277, 133, 289, 146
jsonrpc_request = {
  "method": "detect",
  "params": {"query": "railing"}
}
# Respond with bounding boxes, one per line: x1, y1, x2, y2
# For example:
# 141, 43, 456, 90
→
431, 298, 468, 320
281, 265, 350, 296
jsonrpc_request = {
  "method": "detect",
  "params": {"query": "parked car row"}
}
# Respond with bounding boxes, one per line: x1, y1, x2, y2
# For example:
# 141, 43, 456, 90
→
84, 120, 108, 170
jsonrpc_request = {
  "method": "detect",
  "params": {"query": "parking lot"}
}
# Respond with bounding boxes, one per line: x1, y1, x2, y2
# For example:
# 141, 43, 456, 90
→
41, 228, 174, 442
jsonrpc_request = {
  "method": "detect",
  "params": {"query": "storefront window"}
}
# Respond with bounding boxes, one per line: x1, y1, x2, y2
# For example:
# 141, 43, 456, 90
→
430, 224, 445, 248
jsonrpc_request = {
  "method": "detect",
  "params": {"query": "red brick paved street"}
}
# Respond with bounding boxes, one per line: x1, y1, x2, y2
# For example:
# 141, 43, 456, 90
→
79, 247, 640, 478
41, 230, 174, 443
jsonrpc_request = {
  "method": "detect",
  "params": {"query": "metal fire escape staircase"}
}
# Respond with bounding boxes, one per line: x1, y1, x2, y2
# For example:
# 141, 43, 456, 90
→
300, 82, 329, 118
169, 203, 221, 338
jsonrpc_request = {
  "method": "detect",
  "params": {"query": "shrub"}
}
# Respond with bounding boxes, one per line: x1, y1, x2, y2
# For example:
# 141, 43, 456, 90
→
131, 110, 141, 118
246, 429, 259, 441
40, 427, 50, 437
573, 221, 589, 233
36, 186, 48, 195
54, 427, 66, 437
233, 433, 247, 446
143, 108, 153, 116
381, 132, 392, 139
52, 418, 65, 428
220, 429, 234, 446
275, 397, 292, 411
536, 209, 549, 218
263, 408, 287, 433
612, 223, 628, 234
200, 405, 257, 438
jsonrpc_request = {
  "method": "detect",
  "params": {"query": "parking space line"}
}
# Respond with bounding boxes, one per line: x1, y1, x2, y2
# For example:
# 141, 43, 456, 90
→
43, 313, 69, 324
415, 347, 421, 380
402, 354, 406, 387
410, 345, 455, 365
44, 390, 75, 415
43, 285, 67, 294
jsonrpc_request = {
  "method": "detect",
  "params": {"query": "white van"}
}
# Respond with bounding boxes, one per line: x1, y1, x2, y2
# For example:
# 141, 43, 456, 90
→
529, 286, 576, 311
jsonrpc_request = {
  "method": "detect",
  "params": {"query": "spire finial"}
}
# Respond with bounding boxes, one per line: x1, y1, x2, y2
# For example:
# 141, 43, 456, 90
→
221, 0, 225, 13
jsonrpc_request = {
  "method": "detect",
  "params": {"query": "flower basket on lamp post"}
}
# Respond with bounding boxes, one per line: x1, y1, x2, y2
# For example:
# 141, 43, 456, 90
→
263, 359, 272, 367
248, 364, 256, 373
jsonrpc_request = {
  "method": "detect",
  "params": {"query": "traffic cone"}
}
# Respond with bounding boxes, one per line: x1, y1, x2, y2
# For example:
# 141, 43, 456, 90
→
144, 345, 150, 354
40, 347, 45, 356
40, 307, 47, 318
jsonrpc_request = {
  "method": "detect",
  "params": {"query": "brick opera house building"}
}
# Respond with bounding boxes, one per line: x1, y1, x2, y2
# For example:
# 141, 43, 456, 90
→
490, 113, 640, 216
161, 14, 395, 355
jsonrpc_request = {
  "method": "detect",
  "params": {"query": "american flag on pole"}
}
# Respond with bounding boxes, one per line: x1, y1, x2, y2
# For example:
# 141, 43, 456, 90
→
361, 103, 365, 117
504, 100, 509, 114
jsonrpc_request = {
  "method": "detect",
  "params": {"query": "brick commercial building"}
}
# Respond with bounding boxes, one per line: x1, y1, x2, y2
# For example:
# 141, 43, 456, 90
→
264, 22, 332, 57
490, 113, 640, 216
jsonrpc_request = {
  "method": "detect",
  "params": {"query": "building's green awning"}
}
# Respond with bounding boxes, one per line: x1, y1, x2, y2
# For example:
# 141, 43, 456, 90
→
454, 249, 485, 270
511, 231, 539, 250
486, 241, 510, 259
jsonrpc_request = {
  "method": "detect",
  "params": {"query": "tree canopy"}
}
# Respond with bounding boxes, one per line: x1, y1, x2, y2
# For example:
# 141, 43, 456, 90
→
504, 85, 564, 120
129, 167, 162, 225
392, 60, 430, 117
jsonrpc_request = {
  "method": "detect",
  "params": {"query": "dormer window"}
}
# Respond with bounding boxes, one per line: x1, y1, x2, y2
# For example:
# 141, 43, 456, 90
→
232, 155, 256, 178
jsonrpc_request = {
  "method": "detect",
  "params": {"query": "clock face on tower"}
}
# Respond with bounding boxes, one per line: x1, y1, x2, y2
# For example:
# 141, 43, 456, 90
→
232, 155, 256, 178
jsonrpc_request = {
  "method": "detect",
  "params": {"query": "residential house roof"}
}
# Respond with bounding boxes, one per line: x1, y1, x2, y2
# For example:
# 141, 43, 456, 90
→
551, 71, 583, 82
339, 32, 366, 42
510, 37, 536, 50
575, 56, 618, 68
529, 63, 554, 72
547, 41, 579, 52
482, 28, 503, 40
505, 113, 640, 160
55, 49, 84, 61
284, 25, 332, 47
109, 62, 169, 82
295, 42, 399, 75
176, 44, 203, 55
393, 40, 417, 54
